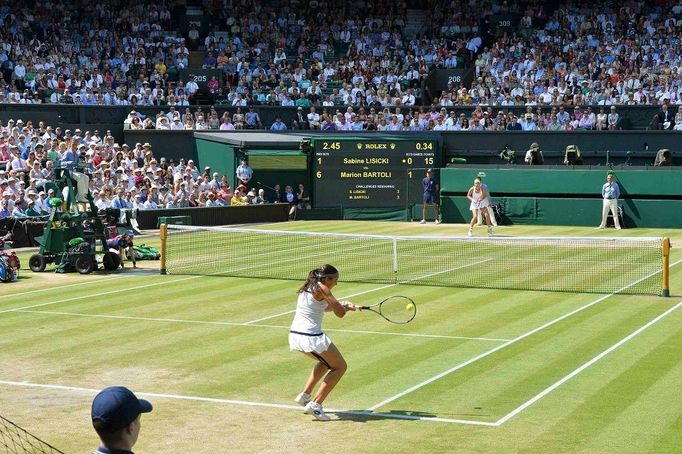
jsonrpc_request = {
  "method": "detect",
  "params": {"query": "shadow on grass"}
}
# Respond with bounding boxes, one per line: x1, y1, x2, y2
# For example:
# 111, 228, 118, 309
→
332, 407, 495, 423
333, 409, 437, 423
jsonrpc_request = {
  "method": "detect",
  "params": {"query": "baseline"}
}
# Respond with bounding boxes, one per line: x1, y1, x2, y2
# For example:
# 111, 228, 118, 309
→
0, 380, 496, 426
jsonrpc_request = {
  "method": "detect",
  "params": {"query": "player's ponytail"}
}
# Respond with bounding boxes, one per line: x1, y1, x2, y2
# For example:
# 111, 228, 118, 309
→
297, 264, 339, 293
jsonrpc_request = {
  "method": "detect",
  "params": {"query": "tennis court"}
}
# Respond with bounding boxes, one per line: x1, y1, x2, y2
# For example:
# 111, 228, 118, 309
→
1, 221, 682, 453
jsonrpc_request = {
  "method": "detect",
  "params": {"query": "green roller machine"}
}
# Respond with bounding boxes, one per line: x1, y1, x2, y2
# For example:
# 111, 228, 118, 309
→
28, 165, 121, 274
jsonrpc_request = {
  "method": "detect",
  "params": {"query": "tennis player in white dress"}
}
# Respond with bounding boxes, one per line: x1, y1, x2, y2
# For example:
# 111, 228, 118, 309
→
466, 178, 493, 236
289, 264, 359, 421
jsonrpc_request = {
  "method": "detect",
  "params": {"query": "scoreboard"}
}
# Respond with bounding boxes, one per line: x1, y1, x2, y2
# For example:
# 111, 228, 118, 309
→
312, 138, 441, 207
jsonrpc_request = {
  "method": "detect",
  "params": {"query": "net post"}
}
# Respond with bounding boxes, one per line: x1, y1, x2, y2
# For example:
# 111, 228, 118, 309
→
661, 237, 670, 297
159, 223, 168, 275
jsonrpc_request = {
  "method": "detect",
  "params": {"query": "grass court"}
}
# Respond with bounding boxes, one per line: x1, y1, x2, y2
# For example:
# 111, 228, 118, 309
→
1, 221, 681, 453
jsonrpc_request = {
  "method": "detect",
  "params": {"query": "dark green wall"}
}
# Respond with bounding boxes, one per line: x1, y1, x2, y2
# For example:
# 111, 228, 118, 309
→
441, 197, 682, 228
440, 167, 682, 197
441, 131, 682, 166
195, 139, 236, 186
124, 130, 198, 165
439, 167, 682, 228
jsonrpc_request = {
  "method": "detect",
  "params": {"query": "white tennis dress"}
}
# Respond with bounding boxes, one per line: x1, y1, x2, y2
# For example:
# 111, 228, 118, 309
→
469, 186, 489, 210
289, 289, 332, 354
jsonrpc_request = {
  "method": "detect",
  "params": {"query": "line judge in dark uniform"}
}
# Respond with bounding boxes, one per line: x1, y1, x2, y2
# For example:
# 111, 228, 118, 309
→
420, 169, 440, 224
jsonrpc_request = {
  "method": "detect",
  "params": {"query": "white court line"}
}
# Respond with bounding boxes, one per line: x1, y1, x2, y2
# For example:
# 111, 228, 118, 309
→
493, 301, 682, 426
367, 259, 682, 412
0, 380, 496, 426
243, 258, 493, 324
0, 272, 151, 300
13, 309, 509, 343
260, 324, 511, 342
0, 274, 204, 316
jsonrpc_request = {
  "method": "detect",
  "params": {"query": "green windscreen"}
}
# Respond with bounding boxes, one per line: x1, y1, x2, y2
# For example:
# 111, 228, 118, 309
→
246, 150, 307, 170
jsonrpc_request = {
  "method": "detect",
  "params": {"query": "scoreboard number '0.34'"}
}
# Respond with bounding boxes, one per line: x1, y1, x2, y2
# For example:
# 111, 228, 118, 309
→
312, 139, 440, 208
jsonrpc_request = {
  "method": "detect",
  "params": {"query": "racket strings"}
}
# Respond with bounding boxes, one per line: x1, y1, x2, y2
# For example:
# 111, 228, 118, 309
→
379, 296, 416, 324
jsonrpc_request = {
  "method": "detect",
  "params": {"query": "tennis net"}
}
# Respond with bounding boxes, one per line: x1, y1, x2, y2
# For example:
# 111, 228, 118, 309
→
0, 414, 64, 454
161, 225, 668, 295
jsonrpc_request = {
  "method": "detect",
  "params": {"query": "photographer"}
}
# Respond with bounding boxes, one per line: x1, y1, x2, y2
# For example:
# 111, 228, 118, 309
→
654, 149, 672, 167
563, 145, 582, 165
524, 142, 544, 165
499, 145, 515, 165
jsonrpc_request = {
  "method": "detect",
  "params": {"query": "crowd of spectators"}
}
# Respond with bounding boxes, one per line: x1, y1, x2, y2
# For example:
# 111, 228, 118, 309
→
2, 0, 682, 111
0, 117, 309, 220
130, 102, 682, 131
0, 1, 680, 219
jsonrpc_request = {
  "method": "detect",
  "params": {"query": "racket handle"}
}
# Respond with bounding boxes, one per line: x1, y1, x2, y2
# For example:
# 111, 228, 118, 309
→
360, 306, 370, 309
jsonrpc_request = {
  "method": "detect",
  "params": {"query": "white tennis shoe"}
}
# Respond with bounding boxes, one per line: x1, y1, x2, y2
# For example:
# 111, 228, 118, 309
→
294, 392, 311, 406
304, 401, 331, 421
467, 228, 473, 237
487, 227, 494, 236
419, 219, 426, 224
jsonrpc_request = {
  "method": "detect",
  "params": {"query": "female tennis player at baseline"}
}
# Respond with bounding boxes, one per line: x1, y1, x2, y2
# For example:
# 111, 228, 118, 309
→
289, 264, 360, 421
466, 177, 493, 237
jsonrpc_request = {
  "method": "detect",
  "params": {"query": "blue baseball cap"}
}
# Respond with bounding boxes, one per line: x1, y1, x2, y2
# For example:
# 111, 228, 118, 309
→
91, 386, 153, 432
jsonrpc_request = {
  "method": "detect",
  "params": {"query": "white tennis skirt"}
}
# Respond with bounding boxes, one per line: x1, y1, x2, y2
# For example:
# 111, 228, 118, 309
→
289, 331, 332, 354
470, 200, 489, 211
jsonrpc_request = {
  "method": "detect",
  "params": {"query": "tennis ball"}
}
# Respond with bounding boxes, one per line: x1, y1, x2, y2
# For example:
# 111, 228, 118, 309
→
406, 303, 415, 311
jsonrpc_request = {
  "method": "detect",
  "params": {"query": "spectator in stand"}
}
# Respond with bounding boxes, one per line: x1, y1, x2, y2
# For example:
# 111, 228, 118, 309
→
231, 185, 248, 206
284, 185, 298, 219
253, 189, 266, 204
608, 107, 620, 131
296, 184, 311, 210
655, 104, 675, 130
271, 117, 288, 131
245, 107, 262, 129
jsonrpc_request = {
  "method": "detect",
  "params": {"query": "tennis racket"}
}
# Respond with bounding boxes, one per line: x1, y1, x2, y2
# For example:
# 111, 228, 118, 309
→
360, 296, 416, 324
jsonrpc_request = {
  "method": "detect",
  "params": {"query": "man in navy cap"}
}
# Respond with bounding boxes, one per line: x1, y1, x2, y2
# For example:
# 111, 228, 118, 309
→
91, 386, 153, 454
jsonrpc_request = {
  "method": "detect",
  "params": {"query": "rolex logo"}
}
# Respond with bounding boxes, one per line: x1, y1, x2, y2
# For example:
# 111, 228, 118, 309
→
390, 143, 396, 150
357, 143, 362, 150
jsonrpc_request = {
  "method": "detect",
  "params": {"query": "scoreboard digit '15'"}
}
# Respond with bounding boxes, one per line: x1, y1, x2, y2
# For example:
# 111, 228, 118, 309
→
312, 138, 441, 208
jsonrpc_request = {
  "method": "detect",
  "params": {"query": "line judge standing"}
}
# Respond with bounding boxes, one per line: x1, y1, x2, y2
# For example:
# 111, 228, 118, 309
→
597, 172, 622, 229
235, 157, 253, 189
420, 169, 440, 224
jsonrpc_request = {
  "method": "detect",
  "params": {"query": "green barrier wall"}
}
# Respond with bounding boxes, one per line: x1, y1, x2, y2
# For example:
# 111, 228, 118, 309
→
441, 197, 682, 228
440, 168, 682, 197
195, 139, 236, 187
439, 167, 682, 227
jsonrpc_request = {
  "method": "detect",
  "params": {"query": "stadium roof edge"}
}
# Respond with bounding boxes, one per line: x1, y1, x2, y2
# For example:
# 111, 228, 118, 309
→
193, 131, 309, 148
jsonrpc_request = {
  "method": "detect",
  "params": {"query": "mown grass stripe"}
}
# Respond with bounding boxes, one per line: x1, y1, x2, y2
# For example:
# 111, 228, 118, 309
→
495, 301, 682, 425
367, 260, 681, 412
